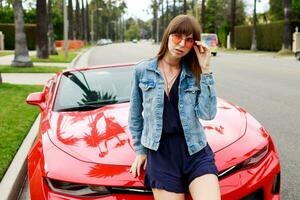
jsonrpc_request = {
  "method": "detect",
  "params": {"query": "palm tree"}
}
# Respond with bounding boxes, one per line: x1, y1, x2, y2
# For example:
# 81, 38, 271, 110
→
282, 0, 292, 51
36, 0, 49, 58
160, 0, 165, 38
173, 0, 176, 17
75, 0, 81, 39
251, 0, 257, 51
230, 0, 236, 48
85, 0, 90, 43
48, 0, 58, 55
12, 0, 33, 67
81, 0, 86, 41
201, 0, 206, 33
68, 0, 74, 40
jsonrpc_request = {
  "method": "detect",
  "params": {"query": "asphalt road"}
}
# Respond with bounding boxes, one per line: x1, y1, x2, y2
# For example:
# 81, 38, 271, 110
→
23, 41, 299, 199
80, 41, 300, 199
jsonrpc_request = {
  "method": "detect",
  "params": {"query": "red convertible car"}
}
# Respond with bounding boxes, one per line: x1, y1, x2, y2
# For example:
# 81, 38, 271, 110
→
26, 64, 281, 200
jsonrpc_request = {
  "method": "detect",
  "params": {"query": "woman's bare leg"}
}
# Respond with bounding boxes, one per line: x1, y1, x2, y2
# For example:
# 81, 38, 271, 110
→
152, 188, 185, 200
189, 174, 221, 200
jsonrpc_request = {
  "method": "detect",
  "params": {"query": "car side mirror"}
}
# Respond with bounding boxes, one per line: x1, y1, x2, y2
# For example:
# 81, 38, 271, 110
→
26, 92, 46, 110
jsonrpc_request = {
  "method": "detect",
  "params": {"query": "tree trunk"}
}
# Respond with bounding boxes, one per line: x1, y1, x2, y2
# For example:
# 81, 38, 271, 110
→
166, 0, 169, 23
68, 0, 74, 40
183, 0, 187, 14
173, 0, 176, 18
36, 0, 49, 59
161, 0, 164, 40
282, 0, 292, 50
251, 0, 257, 51
81, 0, 86, 41
75, 0, 81, 39
12, 0, 33, 67
230, 0, 236, 48
48, 0, 58, 55
201, 0, 206, 33
0, 73, 2, 84
153, 0, 159, 43
85, 0, 90, 43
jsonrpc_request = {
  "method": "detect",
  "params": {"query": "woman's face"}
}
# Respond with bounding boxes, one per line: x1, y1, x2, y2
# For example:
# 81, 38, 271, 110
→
167, 33, 194, 59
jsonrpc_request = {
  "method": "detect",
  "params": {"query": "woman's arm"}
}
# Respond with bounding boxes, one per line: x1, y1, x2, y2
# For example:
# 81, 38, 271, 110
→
194, 73, 217, 120
128, 66, 147, 155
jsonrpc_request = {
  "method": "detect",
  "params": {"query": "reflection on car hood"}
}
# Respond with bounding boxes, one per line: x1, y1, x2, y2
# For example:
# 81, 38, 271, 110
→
47, 98, 246, 165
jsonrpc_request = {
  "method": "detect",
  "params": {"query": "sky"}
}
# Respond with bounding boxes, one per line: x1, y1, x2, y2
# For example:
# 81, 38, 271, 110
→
124, 0, 270, 21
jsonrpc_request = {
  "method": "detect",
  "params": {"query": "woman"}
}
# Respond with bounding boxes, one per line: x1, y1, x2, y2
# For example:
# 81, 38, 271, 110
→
128, 15, 221, 200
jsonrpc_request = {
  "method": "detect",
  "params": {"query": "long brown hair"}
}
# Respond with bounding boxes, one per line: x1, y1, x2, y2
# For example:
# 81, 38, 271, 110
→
157, 15, 202, 83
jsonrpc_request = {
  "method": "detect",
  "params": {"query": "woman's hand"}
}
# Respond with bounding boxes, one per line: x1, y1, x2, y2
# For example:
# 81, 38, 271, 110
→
129, 154, 147, 178
193, 41, 211, 74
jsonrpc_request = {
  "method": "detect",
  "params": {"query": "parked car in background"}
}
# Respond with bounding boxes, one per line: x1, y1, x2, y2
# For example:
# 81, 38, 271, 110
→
26, 62, 281, 200
107, 39, 113, 44
132, 39, 138, 43
295, 50, 300, 60
201, 33, 219, 56
96, 39, 112, 46
96, 39, 108, 46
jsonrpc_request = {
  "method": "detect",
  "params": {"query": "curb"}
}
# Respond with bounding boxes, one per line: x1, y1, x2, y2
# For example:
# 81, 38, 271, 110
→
0, 114, 40, 200
69, 48, 92, 69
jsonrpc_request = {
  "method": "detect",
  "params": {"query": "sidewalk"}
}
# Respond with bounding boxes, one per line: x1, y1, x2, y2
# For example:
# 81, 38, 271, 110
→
0, 50, 69, 68
1, 73, 55, 85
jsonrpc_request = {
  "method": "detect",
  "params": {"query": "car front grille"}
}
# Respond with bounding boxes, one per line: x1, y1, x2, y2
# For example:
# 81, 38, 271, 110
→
240, 188, 264, 200
109, 187, 152, 194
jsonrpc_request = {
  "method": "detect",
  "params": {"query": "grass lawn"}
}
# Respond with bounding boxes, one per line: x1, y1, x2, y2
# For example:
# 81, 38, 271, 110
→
0, 83, 43, 181
0, 65, 65, 73
0, 52, 13, 57
30, 51, 78, 63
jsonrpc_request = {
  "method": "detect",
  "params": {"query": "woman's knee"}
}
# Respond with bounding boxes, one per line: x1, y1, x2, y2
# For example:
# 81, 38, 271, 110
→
189, 174, 221, 200
152, 188, 185, 200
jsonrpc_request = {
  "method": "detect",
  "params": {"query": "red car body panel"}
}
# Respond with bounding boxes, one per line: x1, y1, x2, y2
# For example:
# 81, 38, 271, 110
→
27, 64, 281, 200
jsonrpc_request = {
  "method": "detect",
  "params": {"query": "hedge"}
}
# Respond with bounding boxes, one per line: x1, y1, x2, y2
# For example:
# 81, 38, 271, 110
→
235, 20, 300, 51
0, 23, 36, 50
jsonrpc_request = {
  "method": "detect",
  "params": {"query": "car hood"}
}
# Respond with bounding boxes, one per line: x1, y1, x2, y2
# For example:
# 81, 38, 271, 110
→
47, 98, 246, 166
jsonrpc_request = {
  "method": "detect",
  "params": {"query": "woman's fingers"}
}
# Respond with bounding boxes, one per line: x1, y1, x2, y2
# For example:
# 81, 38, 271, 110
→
143, 158, 147, 170
195, 41, 210, 53
130, 155, 147, 178
136, 162, 140, 177
130, 160, 138, 177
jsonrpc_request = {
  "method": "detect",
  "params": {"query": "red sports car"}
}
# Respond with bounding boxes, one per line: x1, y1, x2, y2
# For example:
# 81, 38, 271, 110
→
26, 64, 281, 200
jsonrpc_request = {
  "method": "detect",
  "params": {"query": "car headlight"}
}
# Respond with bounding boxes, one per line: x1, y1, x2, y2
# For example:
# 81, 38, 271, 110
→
46, 178, 111, 197
241, 144, 269, 169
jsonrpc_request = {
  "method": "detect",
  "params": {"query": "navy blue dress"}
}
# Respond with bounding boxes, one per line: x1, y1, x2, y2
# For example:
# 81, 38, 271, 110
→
144, 68, 218, 193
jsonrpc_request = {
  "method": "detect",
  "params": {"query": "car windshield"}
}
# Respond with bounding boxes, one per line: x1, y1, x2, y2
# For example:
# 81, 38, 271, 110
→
53, 66, 133, 112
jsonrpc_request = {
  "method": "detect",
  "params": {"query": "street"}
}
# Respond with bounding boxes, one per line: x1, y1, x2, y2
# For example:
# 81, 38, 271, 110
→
78, 41, 300, 199
21, 41, 300, 199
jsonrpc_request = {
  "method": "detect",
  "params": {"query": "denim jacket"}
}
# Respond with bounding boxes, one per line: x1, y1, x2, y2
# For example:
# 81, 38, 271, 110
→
128, 57, 217, 156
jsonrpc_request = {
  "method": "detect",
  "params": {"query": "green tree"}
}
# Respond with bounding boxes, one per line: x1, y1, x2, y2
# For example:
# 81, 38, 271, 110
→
125, 23, 140, 41
269, 0, 284, 21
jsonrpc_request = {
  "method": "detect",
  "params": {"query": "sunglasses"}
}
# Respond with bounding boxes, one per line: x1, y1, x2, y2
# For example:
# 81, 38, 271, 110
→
170, 33, 195, 48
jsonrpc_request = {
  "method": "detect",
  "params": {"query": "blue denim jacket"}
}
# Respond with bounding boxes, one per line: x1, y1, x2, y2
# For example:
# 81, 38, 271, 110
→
128, 57, 217, 156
